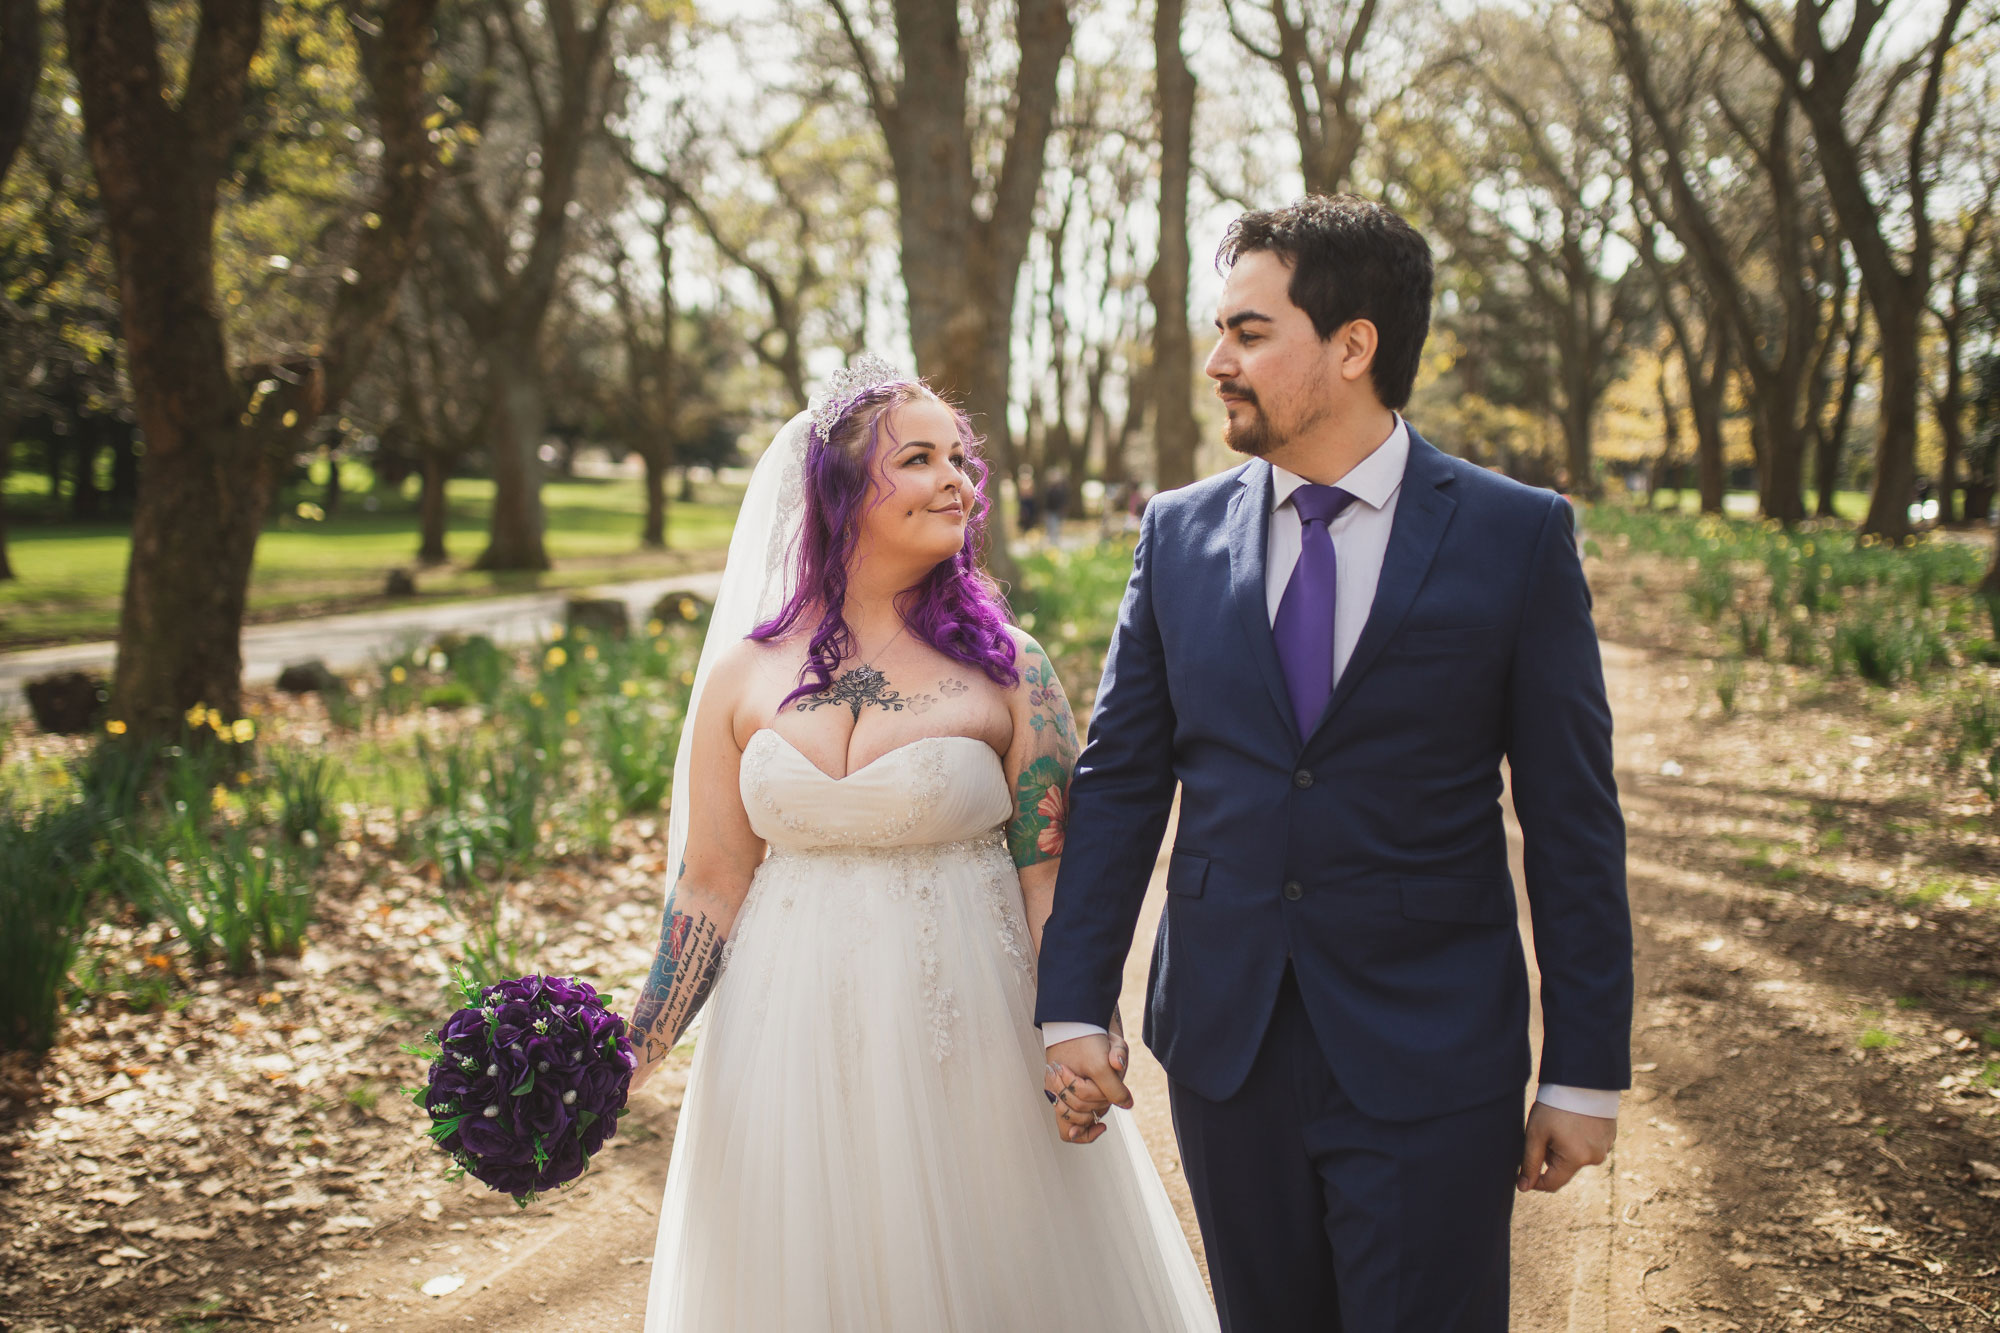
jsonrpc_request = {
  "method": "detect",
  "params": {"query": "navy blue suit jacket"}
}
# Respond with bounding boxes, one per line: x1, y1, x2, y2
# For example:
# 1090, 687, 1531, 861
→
1033, 429, 1632, 1122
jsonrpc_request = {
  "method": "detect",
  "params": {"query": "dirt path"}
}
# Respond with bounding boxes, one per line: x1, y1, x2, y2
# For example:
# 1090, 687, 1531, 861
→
0, 571, 724, 714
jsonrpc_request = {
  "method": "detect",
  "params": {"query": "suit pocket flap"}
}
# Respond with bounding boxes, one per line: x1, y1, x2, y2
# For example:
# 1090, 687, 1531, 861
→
1165, 851, 1209, 898
1397, 878, 1513, 924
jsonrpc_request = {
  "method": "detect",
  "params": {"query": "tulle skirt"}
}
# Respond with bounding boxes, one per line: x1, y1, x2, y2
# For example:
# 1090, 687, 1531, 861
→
643, 834, 1216, 1331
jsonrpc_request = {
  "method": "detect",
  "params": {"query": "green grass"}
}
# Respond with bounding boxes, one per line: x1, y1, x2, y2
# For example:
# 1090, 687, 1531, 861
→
0, 475, 741, 647
1643, 488, 1872, 521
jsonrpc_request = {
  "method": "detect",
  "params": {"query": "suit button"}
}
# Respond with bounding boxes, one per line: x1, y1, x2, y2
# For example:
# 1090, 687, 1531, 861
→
1282, 880, 1303, 901
1292, 768, 1314, 789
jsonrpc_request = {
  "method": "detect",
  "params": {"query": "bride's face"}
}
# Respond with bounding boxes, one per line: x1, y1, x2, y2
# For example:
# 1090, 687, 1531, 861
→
853, 396, 973, 571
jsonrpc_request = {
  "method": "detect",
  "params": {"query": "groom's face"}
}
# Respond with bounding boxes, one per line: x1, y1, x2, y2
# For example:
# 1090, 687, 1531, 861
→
1203, 250, 1338, 458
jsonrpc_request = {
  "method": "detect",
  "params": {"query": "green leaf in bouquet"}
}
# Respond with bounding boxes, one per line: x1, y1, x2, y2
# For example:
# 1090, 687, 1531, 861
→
574, 1108, 600, 1140
511, 1067, 535, 1096
425, 1114, 468, 1143
532, 1135, 550, 1171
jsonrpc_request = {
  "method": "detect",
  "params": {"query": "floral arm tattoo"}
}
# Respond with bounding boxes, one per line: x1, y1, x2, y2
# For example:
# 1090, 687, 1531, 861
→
630, 861, 726, 1066
1007, 637, 1080, 868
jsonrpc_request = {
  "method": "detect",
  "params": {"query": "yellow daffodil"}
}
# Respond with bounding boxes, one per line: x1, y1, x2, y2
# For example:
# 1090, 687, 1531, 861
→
647, 618, 665, 637
678, 598, 699, 621
105, 719, 128, 736
232, 718, 256, 743
565, 709, 581, 726
212, 784, 230, 811
584, 644, 599, 662
620, 680, 640, 698
186, 704, 208, 728
545, 646, 569, 669
680, 669, 695, 686
390, 665, 408, 684
206, 708, 225, 733
529, 691, 546, 709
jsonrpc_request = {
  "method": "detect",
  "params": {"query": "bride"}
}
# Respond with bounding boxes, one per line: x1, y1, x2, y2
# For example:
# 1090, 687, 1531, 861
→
627, 358, 1216, 1331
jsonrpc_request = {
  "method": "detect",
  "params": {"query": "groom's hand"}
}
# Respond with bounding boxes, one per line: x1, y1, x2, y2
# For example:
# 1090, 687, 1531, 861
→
1518, 1103, 1616, 1193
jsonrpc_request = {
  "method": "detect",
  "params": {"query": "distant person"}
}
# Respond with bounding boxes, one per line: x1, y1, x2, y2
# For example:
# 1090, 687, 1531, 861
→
1044, 469, 1069, 544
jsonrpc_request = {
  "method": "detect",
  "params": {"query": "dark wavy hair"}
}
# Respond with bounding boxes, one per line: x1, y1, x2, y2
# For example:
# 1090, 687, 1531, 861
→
750, 380, 1019, 707
1216, 194, 1434, 410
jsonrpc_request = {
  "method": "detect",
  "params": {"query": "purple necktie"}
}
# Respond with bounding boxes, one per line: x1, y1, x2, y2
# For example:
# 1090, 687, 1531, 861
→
1273, 483, 1358, 739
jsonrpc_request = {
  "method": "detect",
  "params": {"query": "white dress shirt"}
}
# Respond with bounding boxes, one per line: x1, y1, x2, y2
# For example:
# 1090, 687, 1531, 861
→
1043, 416, 1620, 1121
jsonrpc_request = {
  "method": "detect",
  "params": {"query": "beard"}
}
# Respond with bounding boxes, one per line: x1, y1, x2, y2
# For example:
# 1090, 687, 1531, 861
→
1218, 368, 1333, 458
1219, 383, 1331, 458
1218, 383, 1274, 457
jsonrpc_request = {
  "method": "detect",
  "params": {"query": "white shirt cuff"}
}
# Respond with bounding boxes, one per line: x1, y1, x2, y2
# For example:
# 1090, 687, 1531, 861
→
1042, 1021, 1108, 1049
1536, 1083, 1621, 1119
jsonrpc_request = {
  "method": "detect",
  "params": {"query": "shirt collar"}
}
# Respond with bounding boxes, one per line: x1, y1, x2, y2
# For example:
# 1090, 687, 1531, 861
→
1270, 415, 1409, 514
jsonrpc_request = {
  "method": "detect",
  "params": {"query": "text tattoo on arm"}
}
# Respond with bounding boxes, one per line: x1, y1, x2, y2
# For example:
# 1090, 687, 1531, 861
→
1007, 640, 1080, 868
630, 862, 726, 1066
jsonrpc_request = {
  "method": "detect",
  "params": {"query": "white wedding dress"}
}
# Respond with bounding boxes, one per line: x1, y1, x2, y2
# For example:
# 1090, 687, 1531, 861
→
643, 728, 1217, 1331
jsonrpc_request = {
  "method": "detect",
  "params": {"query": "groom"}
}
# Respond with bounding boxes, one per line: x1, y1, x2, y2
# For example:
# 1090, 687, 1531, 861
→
1036, 195, 1630, 1331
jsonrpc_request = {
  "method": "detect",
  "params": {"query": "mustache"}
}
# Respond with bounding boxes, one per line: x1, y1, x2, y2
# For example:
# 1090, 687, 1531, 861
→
1217, 381, 1259, 406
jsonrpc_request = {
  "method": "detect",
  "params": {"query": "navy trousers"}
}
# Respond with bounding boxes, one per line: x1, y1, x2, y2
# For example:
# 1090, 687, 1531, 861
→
1167, 968, 1522, 1332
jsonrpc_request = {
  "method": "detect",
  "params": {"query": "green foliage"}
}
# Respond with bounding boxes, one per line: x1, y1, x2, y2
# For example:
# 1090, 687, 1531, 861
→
1948, 696, 2000, 803
1589, 507, 1985, 694
271, 749, 341, 858
0, 800, 100, 1052
119, 819, 316, 976
1011, 538, 1138, 722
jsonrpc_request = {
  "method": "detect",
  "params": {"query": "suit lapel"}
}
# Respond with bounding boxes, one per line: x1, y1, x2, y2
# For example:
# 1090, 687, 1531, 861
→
1313, 431, 1459, 735
1224, 459, 1297, 739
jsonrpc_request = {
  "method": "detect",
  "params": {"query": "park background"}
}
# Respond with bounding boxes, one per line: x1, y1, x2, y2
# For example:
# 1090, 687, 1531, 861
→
1, 0, 1999, 1329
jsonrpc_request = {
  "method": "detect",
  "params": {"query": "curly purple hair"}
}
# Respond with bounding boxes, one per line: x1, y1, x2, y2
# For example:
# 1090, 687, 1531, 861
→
750, 380, 1018, 706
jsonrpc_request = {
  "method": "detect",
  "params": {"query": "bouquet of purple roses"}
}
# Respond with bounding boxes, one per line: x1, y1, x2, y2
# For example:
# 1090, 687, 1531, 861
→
406, 973, 635, 1204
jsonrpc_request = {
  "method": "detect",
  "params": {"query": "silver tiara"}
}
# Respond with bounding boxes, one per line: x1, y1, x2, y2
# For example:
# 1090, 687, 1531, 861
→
807, 355, 909, 444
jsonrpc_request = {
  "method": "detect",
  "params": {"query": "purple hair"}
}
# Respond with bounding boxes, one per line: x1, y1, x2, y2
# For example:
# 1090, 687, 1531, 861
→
750, 380, 1019, 707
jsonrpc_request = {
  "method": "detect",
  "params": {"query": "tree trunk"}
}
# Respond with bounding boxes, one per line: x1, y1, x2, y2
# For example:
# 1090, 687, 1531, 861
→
65, 0, 439, 735
1686, 326, 1727, 515
1559, 375, 1593, 498
851, 0, 1071, 592
475, 334, 551, 571
322, 448, 343, 518
1108, 360, 1149, 488
1816, 310, 1865, 519
1937, 316, 1965, 525
0, 0, 39, 195
642, 448, 668, 550
0, 405, 15, 581
1150, 0, 1198, 493
1756, 395, 1806, 525
1653, 358, 1679, 509
116, 425, 281, 730
1862, 306, 1922, 540
109, 422, 138, 517
417, 452, 450, 565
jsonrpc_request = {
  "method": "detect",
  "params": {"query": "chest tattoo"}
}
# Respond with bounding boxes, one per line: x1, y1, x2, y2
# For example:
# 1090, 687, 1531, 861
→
796, 663, 908, 719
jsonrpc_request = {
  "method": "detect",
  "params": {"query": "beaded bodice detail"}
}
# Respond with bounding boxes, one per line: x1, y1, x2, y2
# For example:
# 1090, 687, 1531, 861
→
740, 729, 1012, 852
730, 729, 1028, 1062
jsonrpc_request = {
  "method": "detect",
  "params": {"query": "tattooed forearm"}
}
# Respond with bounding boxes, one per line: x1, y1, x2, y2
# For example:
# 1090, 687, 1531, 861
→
1007, 638, 1080, 868
631, 871, 726, 1066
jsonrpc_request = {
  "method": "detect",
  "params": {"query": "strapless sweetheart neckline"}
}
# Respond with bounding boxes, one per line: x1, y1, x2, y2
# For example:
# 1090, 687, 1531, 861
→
747, 727, 1003, 785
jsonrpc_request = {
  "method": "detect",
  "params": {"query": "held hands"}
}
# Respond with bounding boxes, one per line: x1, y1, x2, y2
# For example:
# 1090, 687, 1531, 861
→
1518, 1102, 1616, 1193
1043, 1021, 1133, 1146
